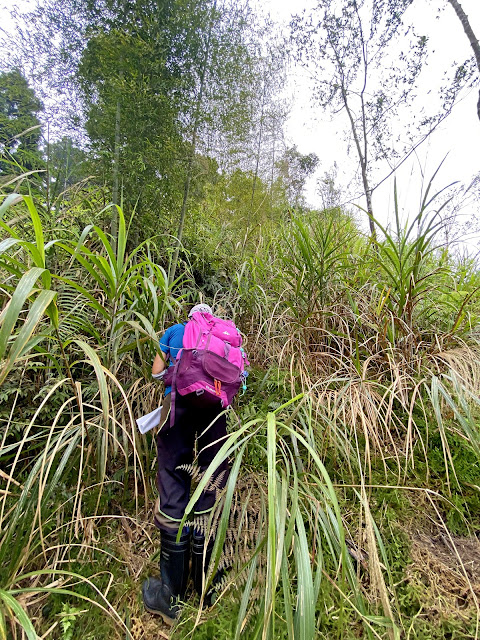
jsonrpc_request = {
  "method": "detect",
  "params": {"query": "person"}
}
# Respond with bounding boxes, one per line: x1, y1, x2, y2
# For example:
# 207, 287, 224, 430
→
142, 303, 230, 625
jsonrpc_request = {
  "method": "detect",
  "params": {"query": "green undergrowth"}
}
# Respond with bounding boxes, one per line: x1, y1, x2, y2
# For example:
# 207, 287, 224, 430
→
171, 380, 480, 638
173, 582, 367, 640
3, 366, 480, 639
1, 193, 480, 638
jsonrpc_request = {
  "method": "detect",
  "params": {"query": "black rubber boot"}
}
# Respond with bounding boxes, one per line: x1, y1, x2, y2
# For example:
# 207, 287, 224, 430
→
192, 532, 224, 605
142, 529, 190, 625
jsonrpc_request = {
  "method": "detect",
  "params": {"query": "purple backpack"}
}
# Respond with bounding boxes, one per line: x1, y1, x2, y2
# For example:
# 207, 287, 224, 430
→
164, 312, 248, 427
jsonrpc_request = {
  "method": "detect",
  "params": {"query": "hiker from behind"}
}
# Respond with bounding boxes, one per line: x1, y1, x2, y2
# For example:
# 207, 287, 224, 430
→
142, 303, 248, 624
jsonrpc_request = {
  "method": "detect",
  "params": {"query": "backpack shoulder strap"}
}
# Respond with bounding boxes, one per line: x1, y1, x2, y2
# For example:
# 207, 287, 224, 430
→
168, 321, 189, 427
169, 361, 178, 428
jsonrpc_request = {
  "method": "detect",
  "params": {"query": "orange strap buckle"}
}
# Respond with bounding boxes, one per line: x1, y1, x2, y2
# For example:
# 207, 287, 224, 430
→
214, 379, 222, 396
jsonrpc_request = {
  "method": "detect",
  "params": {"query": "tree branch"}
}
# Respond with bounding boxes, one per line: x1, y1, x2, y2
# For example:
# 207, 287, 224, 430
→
447, 0, 480, 122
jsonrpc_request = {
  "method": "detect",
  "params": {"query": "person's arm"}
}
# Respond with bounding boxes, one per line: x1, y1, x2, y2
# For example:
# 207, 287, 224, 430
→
152, 351, 168, 376
153, 326, 171, 376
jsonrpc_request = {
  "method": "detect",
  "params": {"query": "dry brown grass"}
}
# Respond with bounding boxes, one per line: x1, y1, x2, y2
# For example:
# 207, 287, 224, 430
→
407, 531, 480, 624
431, 346, 480, 396
241, 292, 480, 487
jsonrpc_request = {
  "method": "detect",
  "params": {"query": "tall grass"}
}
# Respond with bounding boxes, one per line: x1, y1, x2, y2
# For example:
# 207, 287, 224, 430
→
176, 397, 400, 640
244, 182, 480, 480
1, 186, 479, 638
0, 195, 177, 636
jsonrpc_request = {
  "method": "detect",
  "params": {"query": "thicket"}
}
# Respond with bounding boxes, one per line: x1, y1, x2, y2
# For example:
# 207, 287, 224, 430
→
1, 0, 480, 636
0, 171, 479, 638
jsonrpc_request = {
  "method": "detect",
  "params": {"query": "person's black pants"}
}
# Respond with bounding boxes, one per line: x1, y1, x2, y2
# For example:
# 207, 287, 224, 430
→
154, 394, 229, 532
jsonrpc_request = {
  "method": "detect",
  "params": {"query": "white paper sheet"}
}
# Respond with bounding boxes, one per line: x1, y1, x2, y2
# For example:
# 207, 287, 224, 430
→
136, 406, 162, 434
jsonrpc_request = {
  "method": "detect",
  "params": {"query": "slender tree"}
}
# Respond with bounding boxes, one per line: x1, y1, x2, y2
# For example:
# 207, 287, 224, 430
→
168, 0, 217, 283
446, 0, 480, 122
246, 47, 288, 217
166, 1, 278, 280
290, 0, 430, 238
276, 146, 319, 209
77, 27, 185, 248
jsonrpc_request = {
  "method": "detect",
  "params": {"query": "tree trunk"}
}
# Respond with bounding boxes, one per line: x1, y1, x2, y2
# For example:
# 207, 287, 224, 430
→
250, 81, 267, 214
45, 123, 51, 216
330, 6, 377, 242
364, 181, 375, 239
168, 2, 217, 285
341, 84, 377, 241
447, 0, 480, 122
270, 129, 276, 214
111, 96, 121, 252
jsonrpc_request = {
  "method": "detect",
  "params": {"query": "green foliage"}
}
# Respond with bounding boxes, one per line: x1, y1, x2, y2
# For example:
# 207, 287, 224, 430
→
44, 136, 90, 207
415, 416, 480, 535
275, 145, 319, 209
59, 604, 85, 640
14, 0, 276, 248
280, 210, 358, 318
77, 24, 187, 223
1, 183, 480, 639
185, 167, 286, 278
0, 68, 43, 178
369, 174, 457, 339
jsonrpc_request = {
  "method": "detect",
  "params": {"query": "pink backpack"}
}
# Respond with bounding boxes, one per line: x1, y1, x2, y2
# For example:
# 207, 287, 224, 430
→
164, 312, 248, 427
